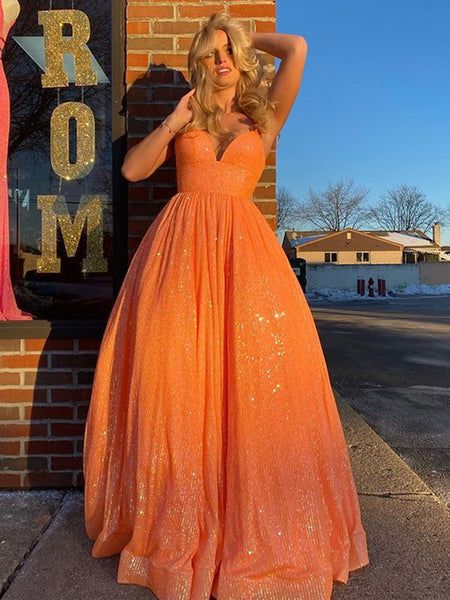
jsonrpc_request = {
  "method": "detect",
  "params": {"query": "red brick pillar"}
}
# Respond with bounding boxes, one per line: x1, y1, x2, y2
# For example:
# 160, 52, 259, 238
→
126, 1, 277, 259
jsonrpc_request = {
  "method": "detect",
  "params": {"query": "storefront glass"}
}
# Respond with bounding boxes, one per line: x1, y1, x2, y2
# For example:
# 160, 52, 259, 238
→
5, 0, 114, 319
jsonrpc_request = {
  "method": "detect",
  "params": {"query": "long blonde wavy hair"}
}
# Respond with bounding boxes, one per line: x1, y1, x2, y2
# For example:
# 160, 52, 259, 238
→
179, 12, 276, 143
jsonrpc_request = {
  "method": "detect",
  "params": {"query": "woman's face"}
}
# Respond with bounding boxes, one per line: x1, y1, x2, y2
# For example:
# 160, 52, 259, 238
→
201, 29, 241, 89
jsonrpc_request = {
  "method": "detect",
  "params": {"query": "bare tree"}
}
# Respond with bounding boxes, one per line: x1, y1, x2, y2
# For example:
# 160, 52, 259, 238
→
367, 184, 450, 232
293, 178, 370, 231
276, 185, 299, 231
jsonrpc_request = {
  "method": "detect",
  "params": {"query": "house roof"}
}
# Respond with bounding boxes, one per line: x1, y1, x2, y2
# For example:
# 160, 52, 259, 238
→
285, 228, 403, 250
361, 228, 432, 241
284, 227, 440, 250
371, 231, 437, 248
290, 234, 326, 247
285, 230, 324, 242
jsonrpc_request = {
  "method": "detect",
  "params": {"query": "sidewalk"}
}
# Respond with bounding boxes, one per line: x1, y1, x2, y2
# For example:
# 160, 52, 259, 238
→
0, 393, 449, 600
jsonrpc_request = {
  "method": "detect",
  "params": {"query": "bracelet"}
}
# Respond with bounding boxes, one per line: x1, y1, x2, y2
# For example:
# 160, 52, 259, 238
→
159, 119, 178, 134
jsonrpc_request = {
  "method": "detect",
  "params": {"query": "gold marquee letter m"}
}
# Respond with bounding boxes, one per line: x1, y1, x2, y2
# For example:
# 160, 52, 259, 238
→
37, 195, 108, 273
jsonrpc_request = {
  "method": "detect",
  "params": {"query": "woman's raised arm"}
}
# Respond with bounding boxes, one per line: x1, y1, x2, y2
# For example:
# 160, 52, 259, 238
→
252, 32, 308, 140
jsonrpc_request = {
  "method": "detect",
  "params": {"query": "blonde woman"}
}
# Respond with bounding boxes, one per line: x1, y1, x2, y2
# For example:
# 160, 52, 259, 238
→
83, 12, 369, 600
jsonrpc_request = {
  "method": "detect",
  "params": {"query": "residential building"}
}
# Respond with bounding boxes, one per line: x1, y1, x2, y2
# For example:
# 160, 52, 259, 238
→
282, 224, 443, 265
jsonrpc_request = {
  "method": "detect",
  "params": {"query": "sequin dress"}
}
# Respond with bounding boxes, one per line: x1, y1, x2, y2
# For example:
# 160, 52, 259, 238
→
0, 1, 33, 320
83, 127, 369, 599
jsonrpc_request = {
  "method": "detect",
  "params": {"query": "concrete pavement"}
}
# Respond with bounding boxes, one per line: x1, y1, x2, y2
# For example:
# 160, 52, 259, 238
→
0, 393, 449, 600
311, 295, 450, 509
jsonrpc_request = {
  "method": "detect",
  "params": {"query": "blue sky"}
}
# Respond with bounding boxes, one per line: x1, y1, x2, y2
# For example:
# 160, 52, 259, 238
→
277, 0, 450, 244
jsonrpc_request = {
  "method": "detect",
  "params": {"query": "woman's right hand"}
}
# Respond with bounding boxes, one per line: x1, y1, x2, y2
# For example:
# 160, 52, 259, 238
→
167, 88, 196, 131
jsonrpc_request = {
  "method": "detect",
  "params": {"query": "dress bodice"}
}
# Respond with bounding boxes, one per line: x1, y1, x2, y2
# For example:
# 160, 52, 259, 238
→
175, 129, 266, 199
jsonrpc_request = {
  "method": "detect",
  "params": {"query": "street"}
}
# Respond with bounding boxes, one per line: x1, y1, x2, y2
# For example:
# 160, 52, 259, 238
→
312, 294, 450, 507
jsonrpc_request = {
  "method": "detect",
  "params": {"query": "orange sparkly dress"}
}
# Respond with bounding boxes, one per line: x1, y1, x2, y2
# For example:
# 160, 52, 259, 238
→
83, 127, 369, 600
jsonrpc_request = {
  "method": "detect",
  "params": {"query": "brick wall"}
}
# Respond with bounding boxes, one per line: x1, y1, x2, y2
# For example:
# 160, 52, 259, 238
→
126, 1, 278, 259
0, 338, 98, 488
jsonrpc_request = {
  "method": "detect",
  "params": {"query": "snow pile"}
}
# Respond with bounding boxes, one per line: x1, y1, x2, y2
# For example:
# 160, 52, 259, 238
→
306, 288, 366, 303
388, 283, 450, 296
306, 283, 450, 303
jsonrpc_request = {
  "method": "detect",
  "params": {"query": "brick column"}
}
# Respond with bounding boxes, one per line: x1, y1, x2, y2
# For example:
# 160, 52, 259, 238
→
126, 1, 277, 258
0, 338, 97, 488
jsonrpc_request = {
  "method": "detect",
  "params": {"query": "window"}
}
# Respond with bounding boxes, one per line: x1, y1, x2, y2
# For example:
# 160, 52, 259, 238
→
4, 1, 123, 320
356, 252, 370, 262
324, 252, 338, 263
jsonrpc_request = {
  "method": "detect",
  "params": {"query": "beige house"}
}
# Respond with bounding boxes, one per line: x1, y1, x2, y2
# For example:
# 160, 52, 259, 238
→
282, 224, 443, 265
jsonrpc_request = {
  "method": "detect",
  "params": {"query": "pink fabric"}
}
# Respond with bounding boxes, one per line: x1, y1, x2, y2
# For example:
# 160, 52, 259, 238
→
0, 3, 33, 320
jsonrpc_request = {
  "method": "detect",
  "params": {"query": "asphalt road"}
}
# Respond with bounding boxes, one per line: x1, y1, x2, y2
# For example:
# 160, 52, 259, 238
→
310, 294, 450, 507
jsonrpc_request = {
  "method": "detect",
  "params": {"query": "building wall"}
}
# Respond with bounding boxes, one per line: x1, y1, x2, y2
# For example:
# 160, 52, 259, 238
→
305, 263, 419, 291
282, 237, 296, 259
126, 0, 278, 260
305, 263, 450, 291
419, 262, 450, 285
297, 250, 403, 264
0, 337, 98, 488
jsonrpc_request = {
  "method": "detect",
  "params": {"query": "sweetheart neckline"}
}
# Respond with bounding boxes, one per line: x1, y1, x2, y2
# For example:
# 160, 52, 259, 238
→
182, 128, 263, 163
